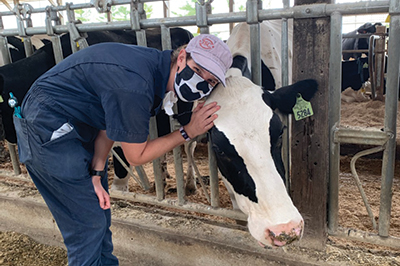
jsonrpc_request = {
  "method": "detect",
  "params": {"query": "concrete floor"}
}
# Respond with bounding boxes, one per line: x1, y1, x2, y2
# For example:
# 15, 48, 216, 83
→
0, 175, 334, 266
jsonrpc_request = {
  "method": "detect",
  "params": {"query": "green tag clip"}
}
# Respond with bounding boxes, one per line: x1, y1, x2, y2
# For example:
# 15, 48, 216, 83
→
0, 95, 3, 103
292, 93, 314, 121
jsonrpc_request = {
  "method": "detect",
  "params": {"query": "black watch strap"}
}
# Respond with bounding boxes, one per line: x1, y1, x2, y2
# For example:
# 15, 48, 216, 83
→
90, 169, 106, 178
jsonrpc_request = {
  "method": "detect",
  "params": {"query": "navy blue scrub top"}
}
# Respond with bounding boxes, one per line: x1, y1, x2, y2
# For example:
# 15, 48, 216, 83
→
29, 43, 172, 143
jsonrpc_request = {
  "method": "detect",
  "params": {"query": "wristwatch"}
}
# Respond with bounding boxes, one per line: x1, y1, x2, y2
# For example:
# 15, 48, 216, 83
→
179, 126, 191, 142
90, 169, 106, 178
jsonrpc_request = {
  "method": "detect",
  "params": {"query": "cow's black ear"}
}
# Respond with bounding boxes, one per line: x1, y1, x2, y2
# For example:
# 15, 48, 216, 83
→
264, 79, 318, 114
262, 91, 276, 110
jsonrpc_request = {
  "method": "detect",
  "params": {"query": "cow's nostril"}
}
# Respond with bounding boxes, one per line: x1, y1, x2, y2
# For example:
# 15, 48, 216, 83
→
264, 221, 304, 247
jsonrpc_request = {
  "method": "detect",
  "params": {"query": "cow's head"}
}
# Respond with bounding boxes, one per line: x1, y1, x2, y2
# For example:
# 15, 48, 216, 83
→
206, 75, 317, 247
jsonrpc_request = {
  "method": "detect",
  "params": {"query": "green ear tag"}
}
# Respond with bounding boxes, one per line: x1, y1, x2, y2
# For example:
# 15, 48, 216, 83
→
292, 93, 313, 121
0, 95, 3, 103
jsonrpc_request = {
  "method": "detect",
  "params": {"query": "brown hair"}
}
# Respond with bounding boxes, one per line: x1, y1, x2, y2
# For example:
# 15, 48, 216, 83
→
171, 44, 192, 64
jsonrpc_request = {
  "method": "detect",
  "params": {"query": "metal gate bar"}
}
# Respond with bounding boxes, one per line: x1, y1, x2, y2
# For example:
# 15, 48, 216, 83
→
0, 2, 390, 36
328, 10, 342, 234
379, 0, 400, 237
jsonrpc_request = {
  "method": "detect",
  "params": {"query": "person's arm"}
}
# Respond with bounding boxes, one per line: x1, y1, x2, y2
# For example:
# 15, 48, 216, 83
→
91, 130, 115, 210
121, 101, 220, 166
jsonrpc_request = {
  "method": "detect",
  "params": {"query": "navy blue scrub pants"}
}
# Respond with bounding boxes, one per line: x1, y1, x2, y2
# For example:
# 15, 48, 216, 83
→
14, 87, 119, 266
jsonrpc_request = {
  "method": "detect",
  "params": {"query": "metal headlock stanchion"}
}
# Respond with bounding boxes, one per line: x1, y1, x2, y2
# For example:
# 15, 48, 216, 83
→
66, 2, 89, 53
327, 0, 400, 248
280, 0, 291, 192
0, 15, 19, 176
45, 6, 64, 64
2, 3, 38, 177
14, 4, 34, 57
328, 10, 342, 235
127, 0, 152, 190
194, 0, 220, 208
246, 0, 262, 87
150, 24, 171, 201
0, 15, 11, 65
368, 25, 387, 100
378, 0, 400, 238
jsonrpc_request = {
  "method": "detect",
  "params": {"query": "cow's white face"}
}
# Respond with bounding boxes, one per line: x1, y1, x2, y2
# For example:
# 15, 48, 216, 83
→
206, 76, 304, 247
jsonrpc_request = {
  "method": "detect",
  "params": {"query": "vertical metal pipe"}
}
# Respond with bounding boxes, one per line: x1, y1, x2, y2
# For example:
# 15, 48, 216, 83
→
170, 105, 185, 204
7, 142, 21, 175
374, 26, 386, 100
163, 0, 169, 18
160, 24, 184, 205
16, 16, 34, 57
0, 36, 11, 64
281, 1, 291, 190
281, 19, 289, 86
208, 136, 219, 207
328, 11, 342, 233
195, 1, 210, 34
160, 24, 171, 51
149, 116, 164, 200
51, 35, 64, 64
229, 0, 234, 34
151, 25, 172, 201
247, 0, 261, 86
136, 30, 147, 47
172, 123, 185, 205
379, 0, 400, 237
22, 36, 33, 57
249, 23, 261, 85
0, 36, 22, 175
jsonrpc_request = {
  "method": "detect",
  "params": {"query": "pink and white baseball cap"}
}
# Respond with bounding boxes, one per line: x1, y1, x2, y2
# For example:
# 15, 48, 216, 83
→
185, 34, 232, 86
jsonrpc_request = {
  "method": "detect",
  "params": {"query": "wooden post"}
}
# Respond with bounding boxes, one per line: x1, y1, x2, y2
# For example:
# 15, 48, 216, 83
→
290, 0, 331, 250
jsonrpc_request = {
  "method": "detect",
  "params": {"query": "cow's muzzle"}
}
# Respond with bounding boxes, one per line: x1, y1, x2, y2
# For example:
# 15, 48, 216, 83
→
261, 220, 304, 248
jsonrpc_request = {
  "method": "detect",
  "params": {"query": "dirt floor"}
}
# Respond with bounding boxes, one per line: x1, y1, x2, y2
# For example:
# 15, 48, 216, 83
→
0, 97, 400, 265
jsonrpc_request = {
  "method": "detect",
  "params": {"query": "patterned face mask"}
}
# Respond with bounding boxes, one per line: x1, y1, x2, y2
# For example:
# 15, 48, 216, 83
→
174, 65, 214, 102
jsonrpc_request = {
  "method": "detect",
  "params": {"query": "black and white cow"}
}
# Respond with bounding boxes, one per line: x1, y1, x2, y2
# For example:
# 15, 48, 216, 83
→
185, 20, 316, 247
207, 76, 317, 247
341, 57, 370, 92
342, 22, 382, 60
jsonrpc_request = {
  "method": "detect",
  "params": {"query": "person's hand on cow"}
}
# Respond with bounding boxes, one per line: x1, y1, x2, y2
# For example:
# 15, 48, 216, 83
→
184, 101, 220, 138
92, 176, 111, 210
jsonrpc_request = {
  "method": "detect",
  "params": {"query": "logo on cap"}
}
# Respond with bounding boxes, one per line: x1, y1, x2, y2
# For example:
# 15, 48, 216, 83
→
199, 37, 215, 50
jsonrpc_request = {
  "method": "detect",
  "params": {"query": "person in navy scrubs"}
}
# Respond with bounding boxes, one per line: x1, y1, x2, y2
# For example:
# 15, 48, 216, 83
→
14, 34, 232, 265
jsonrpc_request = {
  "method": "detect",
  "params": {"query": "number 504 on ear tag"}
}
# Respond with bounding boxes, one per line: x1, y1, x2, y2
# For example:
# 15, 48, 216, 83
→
293, 93, 314, 121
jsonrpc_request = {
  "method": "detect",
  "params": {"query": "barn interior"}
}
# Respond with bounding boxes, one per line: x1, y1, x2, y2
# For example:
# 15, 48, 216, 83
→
0, 0, 399, 265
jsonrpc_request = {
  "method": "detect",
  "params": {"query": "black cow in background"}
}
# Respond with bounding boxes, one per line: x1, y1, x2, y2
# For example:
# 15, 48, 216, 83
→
0, 28, 193, 192
0, 28, 193, 144
342, 22, 382, 60
0, 35, 53, 65
341, 57, 370, 92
